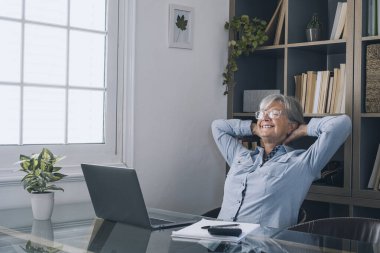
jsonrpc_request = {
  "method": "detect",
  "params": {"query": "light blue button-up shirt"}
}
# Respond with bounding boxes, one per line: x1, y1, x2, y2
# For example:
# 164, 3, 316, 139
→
211, 115, 351, 228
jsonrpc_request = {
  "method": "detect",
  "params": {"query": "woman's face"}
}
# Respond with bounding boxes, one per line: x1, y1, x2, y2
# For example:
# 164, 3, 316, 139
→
256, 101, 294, 144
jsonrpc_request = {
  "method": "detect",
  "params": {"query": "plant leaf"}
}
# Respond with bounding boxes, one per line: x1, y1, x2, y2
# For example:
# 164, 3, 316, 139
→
176, 15, 188, 31
18, 148, 67, 193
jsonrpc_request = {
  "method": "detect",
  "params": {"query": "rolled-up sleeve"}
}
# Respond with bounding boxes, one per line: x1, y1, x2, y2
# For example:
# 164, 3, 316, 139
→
211, 119, 253, 166
305, 115, 352, 177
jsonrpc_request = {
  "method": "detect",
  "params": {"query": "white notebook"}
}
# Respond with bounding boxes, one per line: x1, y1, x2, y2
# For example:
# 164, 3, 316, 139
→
171, 218, 259, 243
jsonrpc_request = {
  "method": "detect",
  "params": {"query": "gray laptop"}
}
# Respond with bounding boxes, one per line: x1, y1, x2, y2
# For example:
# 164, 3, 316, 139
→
81, 164, 195, 230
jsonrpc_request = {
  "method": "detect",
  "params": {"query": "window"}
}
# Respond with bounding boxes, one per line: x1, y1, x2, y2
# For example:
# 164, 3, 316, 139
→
0, 0, 122, 170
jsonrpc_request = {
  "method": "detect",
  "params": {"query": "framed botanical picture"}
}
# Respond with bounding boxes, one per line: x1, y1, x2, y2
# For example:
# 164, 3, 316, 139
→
168, 4, 194, 49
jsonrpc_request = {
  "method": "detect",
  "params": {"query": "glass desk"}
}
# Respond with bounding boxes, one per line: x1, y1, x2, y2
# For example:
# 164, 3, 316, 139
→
0, 202, 378, 253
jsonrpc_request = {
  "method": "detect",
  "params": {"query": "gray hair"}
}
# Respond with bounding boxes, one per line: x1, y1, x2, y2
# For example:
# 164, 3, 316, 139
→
259, 94, 304, 124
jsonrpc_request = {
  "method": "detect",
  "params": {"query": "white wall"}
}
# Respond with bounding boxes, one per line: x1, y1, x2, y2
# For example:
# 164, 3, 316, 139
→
0, 0, 228, 214
133, 0, 228, 214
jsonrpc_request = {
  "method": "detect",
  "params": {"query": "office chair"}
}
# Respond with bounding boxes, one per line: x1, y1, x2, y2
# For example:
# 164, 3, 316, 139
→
202, 207, 221, 218
288, 217, 380, 243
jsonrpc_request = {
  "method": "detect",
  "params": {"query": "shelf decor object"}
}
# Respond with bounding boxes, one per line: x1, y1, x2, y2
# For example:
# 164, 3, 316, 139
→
168, 4, 194, 49
365, 44, 380, 113
243, 90, 280, 112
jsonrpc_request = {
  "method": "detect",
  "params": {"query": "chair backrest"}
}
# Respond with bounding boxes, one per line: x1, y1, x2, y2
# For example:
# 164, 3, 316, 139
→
288, 217, 380, 243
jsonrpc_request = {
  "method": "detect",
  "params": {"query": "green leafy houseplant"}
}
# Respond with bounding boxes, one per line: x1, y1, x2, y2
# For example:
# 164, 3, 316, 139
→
19, 148, 67, 193
223, 15, 268, 95
307, 13, 322, 29
306, 13, 322, 42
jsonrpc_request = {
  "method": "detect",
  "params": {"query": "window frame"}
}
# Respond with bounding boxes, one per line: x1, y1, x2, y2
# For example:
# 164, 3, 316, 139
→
0, 0, 125, 176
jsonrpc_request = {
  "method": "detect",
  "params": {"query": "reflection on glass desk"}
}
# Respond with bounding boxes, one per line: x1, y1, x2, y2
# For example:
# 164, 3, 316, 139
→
0, 202, 379, 253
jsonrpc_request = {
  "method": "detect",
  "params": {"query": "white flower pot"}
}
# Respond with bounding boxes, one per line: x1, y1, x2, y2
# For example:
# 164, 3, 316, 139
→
32, 219, 53, 241
30, 192, 54, 220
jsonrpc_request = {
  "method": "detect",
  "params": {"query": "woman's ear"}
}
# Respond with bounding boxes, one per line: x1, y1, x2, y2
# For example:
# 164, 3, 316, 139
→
287, 122, 299, 135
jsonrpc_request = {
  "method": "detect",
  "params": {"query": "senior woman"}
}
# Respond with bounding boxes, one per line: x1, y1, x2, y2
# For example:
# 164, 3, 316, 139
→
211, 94, 351, 228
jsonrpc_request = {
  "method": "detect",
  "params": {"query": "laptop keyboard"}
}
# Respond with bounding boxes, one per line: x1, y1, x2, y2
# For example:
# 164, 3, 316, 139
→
150, 218, 173, 225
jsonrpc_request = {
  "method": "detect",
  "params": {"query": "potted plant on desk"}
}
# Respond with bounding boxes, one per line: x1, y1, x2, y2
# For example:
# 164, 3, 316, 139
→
18, 148, 67, 220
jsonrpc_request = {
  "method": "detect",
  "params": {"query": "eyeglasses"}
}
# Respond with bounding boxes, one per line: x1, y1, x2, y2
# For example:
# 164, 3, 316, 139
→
255, 109, 283, 120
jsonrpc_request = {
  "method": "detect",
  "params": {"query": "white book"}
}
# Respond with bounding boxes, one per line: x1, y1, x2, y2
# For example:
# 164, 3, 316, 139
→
326, 76, 334, 113
339, 64, 346, 113
312, 71, 323, 113
368, 144, 380, 189
301, 73, 308, 112
334, 63, 345, 113
333, 2, 347, 40
319, 71, 330, 113
331, 68, 339, 113
330, 2, 343, 40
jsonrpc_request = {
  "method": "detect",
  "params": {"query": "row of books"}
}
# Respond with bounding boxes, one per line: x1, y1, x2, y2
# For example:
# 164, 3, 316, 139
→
368, 144, 380, 190
368, 0, 380, 36
330, 2, 347, 40
294, 64, 346, 114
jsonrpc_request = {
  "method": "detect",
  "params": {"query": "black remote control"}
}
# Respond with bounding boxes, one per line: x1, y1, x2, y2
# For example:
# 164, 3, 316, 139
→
207, 227, 242, 237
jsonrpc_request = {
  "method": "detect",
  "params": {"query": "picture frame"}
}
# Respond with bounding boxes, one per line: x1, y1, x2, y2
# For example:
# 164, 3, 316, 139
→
168, 4, 194, 49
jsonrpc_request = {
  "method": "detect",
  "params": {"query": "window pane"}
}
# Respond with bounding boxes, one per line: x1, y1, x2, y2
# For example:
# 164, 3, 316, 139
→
24, 24, 67, 85
69, 31, 105, 88
0, 0, 22, 18
68, 89, 104, 143
70, 0, 106, 31
0, 21, 21, 82
0, 85, 20, 144
23, 87, 65, 144
25, 0, 67, 25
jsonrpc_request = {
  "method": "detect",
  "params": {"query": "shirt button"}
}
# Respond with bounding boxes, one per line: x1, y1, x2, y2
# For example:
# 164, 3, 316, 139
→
237, 160, 241, 164
237, 200, 241, 204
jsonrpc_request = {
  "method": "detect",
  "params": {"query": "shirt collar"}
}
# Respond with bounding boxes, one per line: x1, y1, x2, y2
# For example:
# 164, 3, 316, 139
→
252, 144, 293, 155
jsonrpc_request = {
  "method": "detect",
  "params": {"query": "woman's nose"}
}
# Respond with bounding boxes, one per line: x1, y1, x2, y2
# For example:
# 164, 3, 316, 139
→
262, 111, 271, 120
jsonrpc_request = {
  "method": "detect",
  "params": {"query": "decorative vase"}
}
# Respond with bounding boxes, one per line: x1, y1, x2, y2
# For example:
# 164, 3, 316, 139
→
30, 192, 54, 220
306, 28, 320, 42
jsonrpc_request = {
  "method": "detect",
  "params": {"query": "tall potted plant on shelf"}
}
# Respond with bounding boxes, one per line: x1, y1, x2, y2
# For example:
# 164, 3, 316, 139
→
18, 148, 67, 220
223, 15, 268, 95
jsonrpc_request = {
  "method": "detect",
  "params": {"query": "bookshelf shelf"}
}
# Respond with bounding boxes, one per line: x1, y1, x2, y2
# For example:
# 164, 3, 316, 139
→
303, 113, 345, 117
361, 113, 380, 118
232, 113, 255, 117
287, 39, 345, 48
229, 0, 355, 221
362, 35, 380, 41
231, 112, 342, 118
256, 45, 286, 51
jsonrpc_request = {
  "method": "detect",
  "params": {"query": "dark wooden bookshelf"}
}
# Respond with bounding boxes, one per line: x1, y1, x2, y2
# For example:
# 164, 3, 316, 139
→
229, 0, 357, 220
